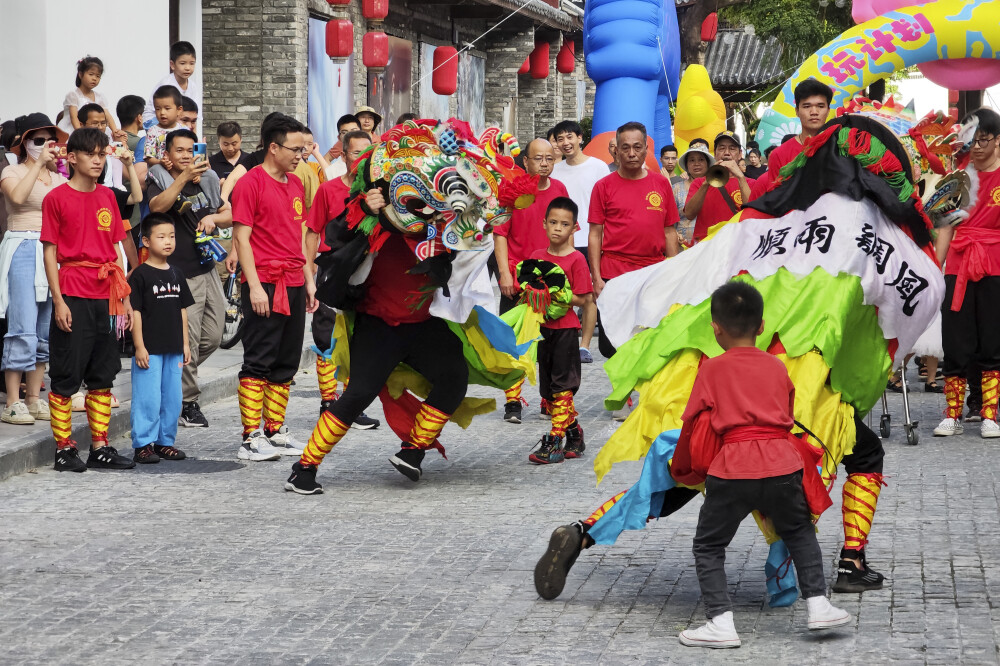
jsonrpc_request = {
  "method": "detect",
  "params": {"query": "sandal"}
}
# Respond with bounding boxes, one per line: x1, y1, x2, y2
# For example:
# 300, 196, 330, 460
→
925, 381, 944, 393
887, 377, 903, 393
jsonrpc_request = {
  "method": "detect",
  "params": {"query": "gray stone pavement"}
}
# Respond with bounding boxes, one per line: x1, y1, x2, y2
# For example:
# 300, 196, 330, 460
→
2, 354, 1000, 664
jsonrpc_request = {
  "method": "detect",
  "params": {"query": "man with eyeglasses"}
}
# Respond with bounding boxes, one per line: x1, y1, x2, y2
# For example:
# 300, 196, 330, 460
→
230, 113, 318, 462
494, 138, 569, 423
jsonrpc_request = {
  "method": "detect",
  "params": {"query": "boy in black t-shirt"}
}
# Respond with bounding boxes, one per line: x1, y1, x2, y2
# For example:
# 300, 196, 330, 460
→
128, 213, 194, 464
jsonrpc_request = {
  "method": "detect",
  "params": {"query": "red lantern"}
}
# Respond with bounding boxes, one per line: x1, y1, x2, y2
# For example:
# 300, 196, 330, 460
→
363, 31, 389, 70
701, 12, 718, 42
362, 0, 389, 21
325, 0, 350, 5
556, 39, 574, 74
325, 19, 353, 61
432, 46, 458, 95
518, 56, 530, 75
529, 42, 549, 80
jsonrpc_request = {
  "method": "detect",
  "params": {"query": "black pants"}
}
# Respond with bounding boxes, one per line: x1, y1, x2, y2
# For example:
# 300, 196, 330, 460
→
330, 313, 468, 426
48, 296, 121, 397
843, 415, 884, 475
941, 275, 1000, 376
693, 471, 826, 618
968, 362, 983, 411
312, 302, 336, 352
239, 283, 306, 384
538, 327, 581, 400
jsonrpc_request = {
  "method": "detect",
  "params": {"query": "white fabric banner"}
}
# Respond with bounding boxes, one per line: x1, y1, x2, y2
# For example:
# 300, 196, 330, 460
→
429, 236, 497, 322
598, 192, 945, 357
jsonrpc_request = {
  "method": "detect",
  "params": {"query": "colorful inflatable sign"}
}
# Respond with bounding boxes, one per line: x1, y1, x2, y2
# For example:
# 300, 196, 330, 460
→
756, 0, 1000, 147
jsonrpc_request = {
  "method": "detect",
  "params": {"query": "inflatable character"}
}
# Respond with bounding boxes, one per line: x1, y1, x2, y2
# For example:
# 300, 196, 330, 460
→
673, 65, 727, 155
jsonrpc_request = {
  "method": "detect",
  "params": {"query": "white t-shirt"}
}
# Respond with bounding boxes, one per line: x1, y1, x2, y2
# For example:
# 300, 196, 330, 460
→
58, 88, 112, 134
142, 72, 203, 131
552, 155, 612, 246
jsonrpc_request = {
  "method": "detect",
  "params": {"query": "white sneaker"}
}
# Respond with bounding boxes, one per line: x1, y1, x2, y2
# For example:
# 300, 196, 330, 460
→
268, 425, 304, 455
28, 399, 50, 421
982, 419, 1000, 439
1, 402, 34, 425
806, 596, 851, 630
238, 428, 282, 461
933, 418, 964, 437
678, 611, 741, 648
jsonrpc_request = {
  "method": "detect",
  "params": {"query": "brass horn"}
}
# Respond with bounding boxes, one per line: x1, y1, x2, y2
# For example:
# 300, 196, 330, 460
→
706, 164, 730, 188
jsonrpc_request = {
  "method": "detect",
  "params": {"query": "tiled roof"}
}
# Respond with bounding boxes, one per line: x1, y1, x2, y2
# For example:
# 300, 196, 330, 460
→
705, 29, 785, 91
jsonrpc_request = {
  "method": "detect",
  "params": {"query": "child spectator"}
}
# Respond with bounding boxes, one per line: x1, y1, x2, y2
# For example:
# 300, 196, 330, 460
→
527, 197, 593, 464
209, 121, 251, 182
144, 86, 185, 167
41, 127, 135, 472
293, 127, 329, 210
179, 96, 199, 137
58, 56, 125, 141
143, 41, 202, 130
677, 282, 849, 649
128, 212, 193, 463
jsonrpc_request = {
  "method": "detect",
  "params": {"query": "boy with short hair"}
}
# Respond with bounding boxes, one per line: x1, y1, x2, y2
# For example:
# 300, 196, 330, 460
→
677, 281, 849, 649
128, 213, 193, 464
144, 86, 184, 167
527, 197, 593, 464
41, 127, 135, 472
143, 41, 201, 130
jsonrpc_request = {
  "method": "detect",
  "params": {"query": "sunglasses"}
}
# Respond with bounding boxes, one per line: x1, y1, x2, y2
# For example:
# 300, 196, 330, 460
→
31, 136, 55, 146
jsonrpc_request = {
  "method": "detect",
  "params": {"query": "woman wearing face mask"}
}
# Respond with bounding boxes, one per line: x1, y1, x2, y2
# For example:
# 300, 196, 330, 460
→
0, 114, 66, 425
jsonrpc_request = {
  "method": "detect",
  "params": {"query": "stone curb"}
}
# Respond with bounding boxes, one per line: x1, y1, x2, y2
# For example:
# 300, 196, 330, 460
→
0, 346, 314, 482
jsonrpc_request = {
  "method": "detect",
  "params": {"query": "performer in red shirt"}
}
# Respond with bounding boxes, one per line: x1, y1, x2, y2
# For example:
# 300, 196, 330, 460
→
589, 122, 679, 358
677, 282, 849, 648
525, 197, 593, 465
231, 113, 317, 462
41, 128, 135, 472
767, 79, 833, 180
304, 130, 380, 431
683, 131, 754, 241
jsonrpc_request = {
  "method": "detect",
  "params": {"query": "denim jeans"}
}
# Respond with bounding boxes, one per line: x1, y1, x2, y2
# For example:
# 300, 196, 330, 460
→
131, 353, 183, 449
2, 240, 51, 373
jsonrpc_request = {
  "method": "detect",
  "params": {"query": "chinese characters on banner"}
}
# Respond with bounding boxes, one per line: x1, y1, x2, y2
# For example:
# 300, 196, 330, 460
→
819, 13, 934, 85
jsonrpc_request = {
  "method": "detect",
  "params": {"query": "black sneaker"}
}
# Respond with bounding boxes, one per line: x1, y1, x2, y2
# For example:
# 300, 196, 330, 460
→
534, 524, 583, 600
389, 445, 425, 481
529, 435, 565, 464
351, 412, 380, 430
966, 408, 983, 423
319, 399, 337, 416
178, 401, 209, 428
153, 444, 187, 460
832, 548, 885, 593
133, 444, 160, 464
54, 444, 87, 473
87, 445, 136, 470
564, 421, 586, 459
285, 461, 323, 495
503, 400, 522, 424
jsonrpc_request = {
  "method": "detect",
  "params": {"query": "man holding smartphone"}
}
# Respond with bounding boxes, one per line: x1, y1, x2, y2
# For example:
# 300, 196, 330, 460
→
147, 128, 232, 428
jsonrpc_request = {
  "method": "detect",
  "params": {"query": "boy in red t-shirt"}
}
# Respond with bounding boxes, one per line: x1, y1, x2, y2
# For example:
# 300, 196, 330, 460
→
526, 198, 593, 464
41, 128, 135, 472
677, 282, 849, 649
231, 114, 317, 462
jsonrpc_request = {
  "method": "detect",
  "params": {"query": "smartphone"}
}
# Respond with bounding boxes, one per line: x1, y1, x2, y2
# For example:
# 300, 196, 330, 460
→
53, 143, 68, 159
194, 142, 207, 163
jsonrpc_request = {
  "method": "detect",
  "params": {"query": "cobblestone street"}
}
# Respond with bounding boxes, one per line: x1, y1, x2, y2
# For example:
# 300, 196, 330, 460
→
2, 357, 1000, 664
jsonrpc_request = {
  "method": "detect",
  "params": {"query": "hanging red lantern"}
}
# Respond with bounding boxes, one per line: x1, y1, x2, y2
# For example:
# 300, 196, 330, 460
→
529, 42, 549, 80
556, 39, 574, 74
325, 19, 353, 61
362, 0, 389, 21
701, 12, 718, 42
518, 56, 530, 75
432, 46, 459, 95
325, 0, 350, 5
363, 31, 389, 70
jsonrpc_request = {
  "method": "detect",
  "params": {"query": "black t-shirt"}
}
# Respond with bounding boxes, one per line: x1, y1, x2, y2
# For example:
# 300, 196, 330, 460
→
128, 263, 195, 355
243, 148, 266, 170
745, 164, 767, 179
209, 150, 252, 181
146, 179, 217, 278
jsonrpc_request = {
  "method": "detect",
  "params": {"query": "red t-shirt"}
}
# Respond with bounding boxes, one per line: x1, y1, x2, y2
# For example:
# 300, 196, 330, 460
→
589, 171, 678, 280
749, 173, 772, 201
494, 178, 569, 275
682, 346, 802, 480
41, 183, 127, 300
231, 166, 306, 287
307, 176, 351, 253
358, 234, 432, 325
529, 249, 592, 330
686, 176, 755, 241
767, 137, 806, 179
945, 167, 1000, 277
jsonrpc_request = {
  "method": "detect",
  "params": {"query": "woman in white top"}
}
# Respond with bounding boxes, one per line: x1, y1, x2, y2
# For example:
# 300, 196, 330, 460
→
57, 56, 125, 141
0, 114, 67, 425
